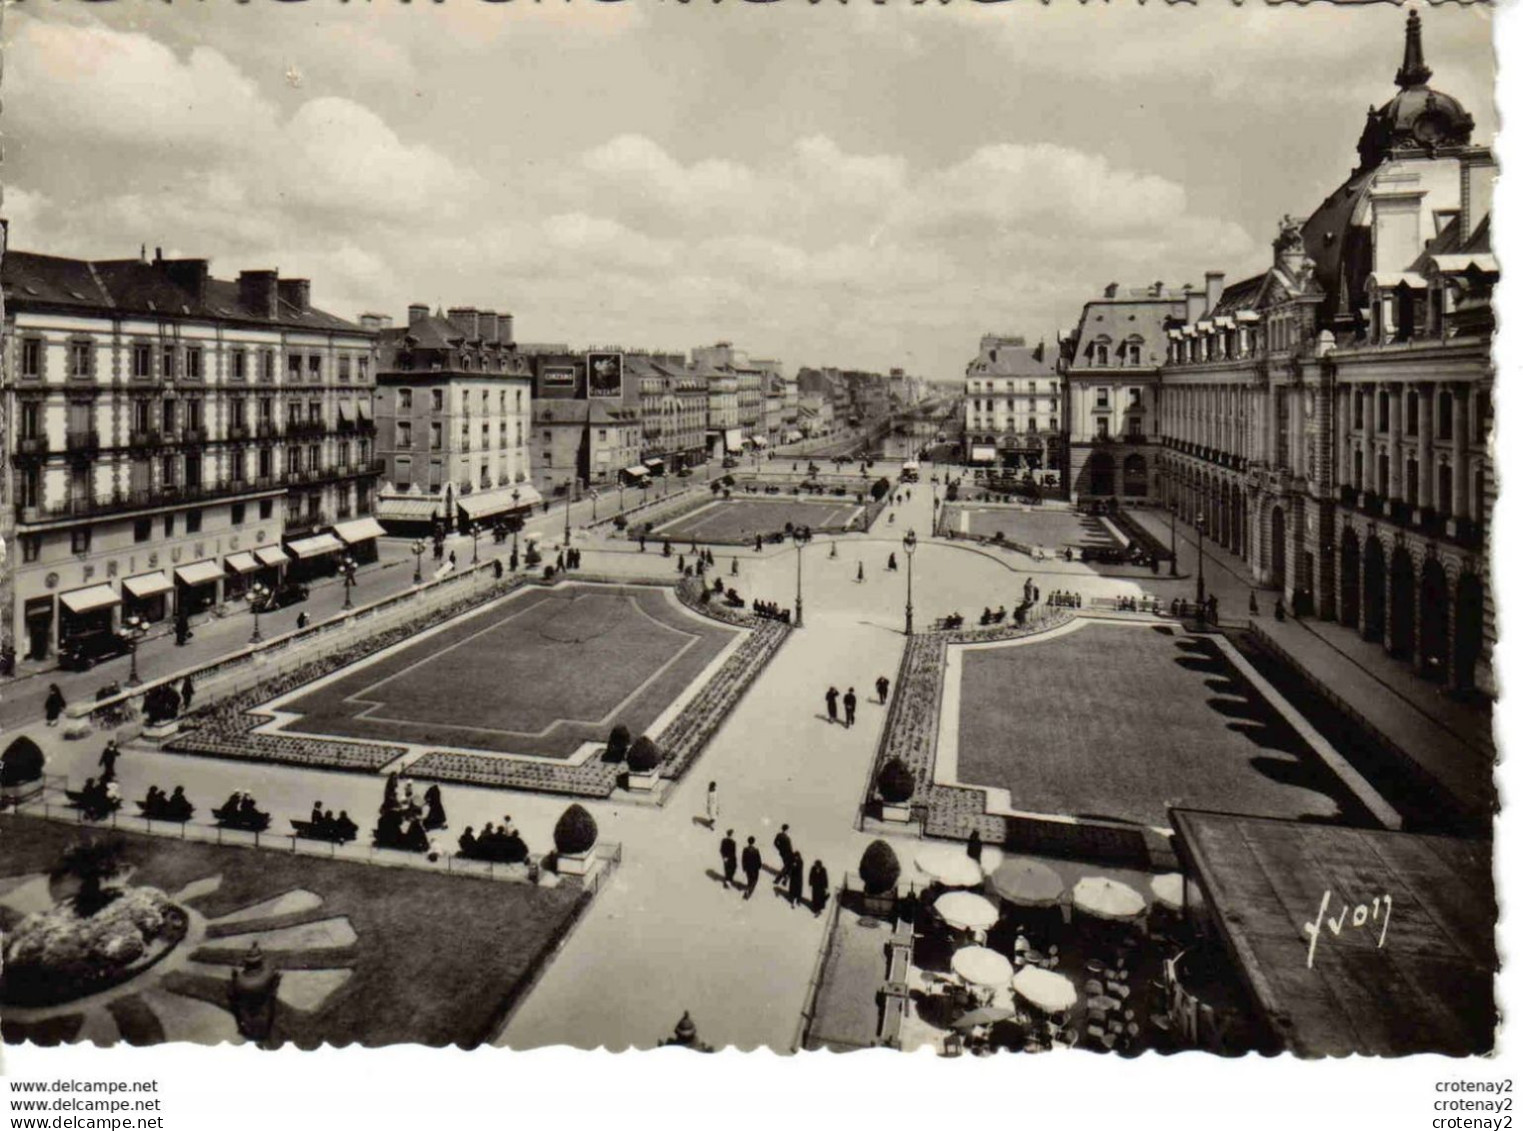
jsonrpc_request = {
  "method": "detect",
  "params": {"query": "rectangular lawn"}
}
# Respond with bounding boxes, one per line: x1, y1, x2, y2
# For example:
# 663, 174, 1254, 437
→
270, 583, 739, 758
951, 505, 1120, 551
952, 623, 1371, 828
654, 497, 862, 543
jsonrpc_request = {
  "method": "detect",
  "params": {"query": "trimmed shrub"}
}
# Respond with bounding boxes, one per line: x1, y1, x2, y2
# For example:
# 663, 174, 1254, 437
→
553, 804, 598, 857
626, 735, 661, 773
1, 736, 45, 787
859, 840, 901, 896
870, 477, 892, 502
605, 724, 631, 762
143, 684, 181, 726
525, 545, 542, 567
543, 565, 556, 581
877, 757, 916, 805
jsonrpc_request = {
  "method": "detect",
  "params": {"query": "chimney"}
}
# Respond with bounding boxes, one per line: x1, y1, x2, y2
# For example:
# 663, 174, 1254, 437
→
276, 278, 311, 313
407, 303, 430, 327
161, 258, 210, 305
1183, 284, 1206, 325
1460, 150, 1496, 242
359, 313, 393, 331
1204, 271, 1225, 314
447, 306, 479, 339
479, 309, 499, 344
1151, 280, 1165, 298
498, 313, 514, 345
1103, 282, 1120, 299
238, 270, 279, 320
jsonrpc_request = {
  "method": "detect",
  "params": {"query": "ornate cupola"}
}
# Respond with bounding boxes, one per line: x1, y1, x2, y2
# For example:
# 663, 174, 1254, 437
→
1355, 10, 1475, 170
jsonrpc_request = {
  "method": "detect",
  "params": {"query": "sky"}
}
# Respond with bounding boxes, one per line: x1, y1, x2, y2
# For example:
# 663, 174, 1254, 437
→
1, 1, 1498, 382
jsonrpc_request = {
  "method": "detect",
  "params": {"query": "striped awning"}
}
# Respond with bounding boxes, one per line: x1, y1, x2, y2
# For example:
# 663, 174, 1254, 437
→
123, 571, 174, 599
60, 584, 121, 614
254, 546, 290, 568
333, 517, 386, 544
224, 552, 260, 575
287, 533, 343, 559
176, 560, 223, 587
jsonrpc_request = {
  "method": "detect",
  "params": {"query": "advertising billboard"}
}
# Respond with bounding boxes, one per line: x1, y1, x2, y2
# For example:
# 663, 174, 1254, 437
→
587, 352, 624, 398
541, 364, 576, 389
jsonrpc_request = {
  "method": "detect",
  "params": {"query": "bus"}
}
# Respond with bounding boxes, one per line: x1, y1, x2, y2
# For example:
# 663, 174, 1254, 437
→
900, 460, 920, 483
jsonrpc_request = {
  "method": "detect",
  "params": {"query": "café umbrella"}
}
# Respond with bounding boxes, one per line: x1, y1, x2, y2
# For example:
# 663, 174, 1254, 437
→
915, 845, 984, 888
987, 858, 1065, 908
1149, 872, 1186, 912
934, 891, 1000, 932
1072, 876, 1147, 921
1012, 966, 1078, 1015
951, 946, 1015, 989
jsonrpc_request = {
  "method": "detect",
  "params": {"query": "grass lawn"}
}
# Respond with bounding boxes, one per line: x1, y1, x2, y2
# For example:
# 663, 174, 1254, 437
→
953, 623, 1372, 828
654, 497, 862, 543
272, 583, 738, 758
0, 816, 585, 1047
951, 505, 1119, 550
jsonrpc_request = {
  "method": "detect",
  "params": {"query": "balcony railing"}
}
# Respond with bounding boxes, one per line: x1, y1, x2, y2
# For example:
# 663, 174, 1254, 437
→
66, 429, 100, 454
284, 511, 330, 535
256, 421, 281, 440
13, 478, 287, 525
181, 426, 209, 446
129, 429, 162, 449
228, 423, 252, 442
16, 436, 49, 456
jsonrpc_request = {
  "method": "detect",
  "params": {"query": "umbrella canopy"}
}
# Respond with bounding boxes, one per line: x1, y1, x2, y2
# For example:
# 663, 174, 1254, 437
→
935, 891, 1000, 932
1012, 966, 1078, 1014
987, 858, 1065, 907
950, 1005, 1016, 1030
951, 946, 1015, 988
915, 845, 983, 888
1150, 872, 1186, 912
1072, 876, 1147, 921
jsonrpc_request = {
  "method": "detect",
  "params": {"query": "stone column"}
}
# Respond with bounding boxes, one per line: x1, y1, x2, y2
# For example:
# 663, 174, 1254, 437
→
1417, 383, 1433, 510
1452, 386, 1471, 520
1387, 384, 1405, 502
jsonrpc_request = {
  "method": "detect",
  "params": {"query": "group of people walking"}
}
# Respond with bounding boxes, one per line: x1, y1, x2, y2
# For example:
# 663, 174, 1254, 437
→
717, 825, 829, 914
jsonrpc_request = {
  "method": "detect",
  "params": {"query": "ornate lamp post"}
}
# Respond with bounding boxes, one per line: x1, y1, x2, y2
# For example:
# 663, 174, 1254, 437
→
339, 554, 358, 609
247, 582, 270, 645
123, 612, 146, 687
469, 522, 481, 565
792, 528, 807, 629
903, 528, 918, 636
412, 539, 426, 585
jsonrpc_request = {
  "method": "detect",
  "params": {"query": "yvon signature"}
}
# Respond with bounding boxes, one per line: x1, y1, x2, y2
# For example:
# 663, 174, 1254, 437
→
1303, 891, 1393, 968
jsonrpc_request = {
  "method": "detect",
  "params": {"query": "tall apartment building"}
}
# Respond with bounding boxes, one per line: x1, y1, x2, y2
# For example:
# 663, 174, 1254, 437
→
2, 244, 381, 661
962, 335, 1063, 477
629, 352, 707, 473
372, 305, 535, 534
527, 351, 642, 497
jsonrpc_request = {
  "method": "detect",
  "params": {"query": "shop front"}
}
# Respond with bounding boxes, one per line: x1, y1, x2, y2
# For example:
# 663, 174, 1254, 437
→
122, 570, 174, 625
254, 545, 290, 592
174, 559, 223, 617
222, 552, 260, 601
59, 583, 121, 646
24, 596, 54, 661
286, 532, 344, 581
620, 465, 649, 486
332, 516, 387, 566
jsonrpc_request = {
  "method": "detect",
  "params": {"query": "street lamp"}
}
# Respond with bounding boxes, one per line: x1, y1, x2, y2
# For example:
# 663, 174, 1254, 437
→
1168, 469, 1179, 577
412, 539, 426, 585
792, 528, 807, 628
903, 528, 918, 636
247, 582, 270, 645
564, 479, 574, 548
468, 522, 481, 565
340, 554, 358, 609
123, 613, 146, 687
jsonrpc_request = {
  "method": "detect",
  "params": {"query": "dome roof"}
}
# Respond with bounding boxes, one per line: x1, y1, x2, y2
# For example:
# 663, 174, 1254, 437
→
1356, 11, 1474, 170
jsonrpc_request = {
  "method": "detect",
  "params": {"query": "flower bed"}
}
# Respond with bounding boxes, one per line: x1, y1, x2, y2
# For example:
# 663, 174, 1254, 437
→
2, 886, 189, 1008
406, 751, 621, 798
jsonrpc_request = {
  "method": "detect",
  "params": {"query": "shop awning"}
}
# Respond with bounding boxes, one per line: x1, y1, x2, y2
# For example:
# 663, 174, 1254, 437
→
356, 398, 372, 421
377, 495, 443, 522
725, 428, 744, 453
643, 458, 664, 468
123, 571, 174, 599
622, 465, 649, 479
333, 517, 387, 545
786, 430, 804, 443
971, 445, 998, 462
287, 533, 343, 559
254, 546, 290, 568
61, 584, 121, 615
176, 560, 224, 587
224, 552, 260, 575
458, 485, 539, 521
752, 436, 768, 447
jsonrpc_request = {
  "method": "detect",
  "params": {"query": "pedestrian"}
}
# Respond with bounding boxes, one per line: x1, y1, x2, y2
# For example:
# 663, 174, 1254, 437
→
296, 611, 309, 630
825, 685, 839, 724
720, 829, 738, 889
705, 781, 719, 829
556, 550, 565, 572
741, 836, 762, 899
808, 859, 829, 916
875, 675, 890, 704
99, 739, 120, 780
843, 688, 857, 728
773, 824, 793, 876
180, 674, 195, 711
966, 827, 983, 863
494, 559, 504, 581
1248, 591, 1259, 616
888, 552, 897, 572
787, 851, 804, 908
731, 557, 739, 576
856, 561, 864, 583
45, 683, 65, 726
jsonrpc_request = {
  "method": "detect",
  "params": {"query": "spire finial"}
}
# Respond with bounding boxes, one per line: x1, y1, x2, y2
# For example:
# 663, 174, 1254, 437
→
1396, 9, 1432, 89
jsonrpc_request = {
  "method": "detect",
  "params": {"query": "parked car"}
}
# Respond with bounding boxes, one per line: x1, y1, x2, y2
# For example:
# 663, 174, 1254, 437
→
721, 457, 738, 469
251, 581, 309, 613
58, 630, 134, 672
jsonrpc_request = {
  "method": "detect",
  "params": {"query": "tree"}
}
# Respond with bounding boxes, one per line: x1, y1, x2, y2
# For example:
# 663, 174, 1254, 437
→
626, 735, 662, 773
143, 684, 181, 725
553, 804, 598, 857
0, 735, 45, 787
876, 758, 916, 805
870, 477, 892, 502
605, 724, 632, 762
858, 840, 901, 896
52, 837, 128, 915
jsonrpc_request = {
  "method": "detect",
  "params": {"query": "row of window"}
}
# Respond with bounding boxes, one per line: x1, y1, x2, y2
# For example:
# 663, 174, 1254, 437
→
968, 380, 1062, 393
968, 418, 1062, 433
396, 387, 526, 414
396, 420, 524, 450
1350, 387, 1489, 445
17, 338, 371, 385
